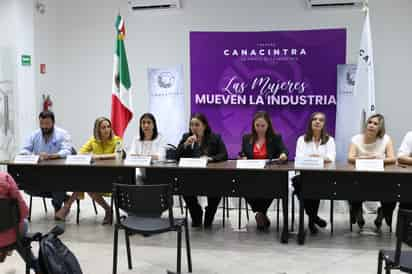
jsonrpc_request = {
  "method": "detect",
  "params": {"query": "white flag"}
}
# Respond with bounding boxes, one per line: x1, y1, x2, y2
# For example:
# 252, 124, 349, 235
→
354, 10, 376, 119
335, 10, 376, 161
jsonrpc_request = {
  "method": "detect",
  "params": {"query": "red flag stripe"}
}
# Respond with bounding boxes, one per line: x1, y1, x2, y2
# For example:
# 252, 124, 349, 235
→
111, 94, 132, 137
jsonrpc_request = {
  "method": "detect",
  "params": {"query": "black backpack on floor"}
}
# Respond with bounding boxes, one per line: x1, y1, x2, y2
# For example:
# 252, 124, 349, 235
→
38, 225, 83, 274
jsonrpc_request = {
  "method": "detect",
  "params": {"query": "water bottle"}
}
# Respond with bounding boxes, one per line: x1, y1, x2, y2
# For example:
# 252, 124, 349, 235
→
115, 141, 123, 162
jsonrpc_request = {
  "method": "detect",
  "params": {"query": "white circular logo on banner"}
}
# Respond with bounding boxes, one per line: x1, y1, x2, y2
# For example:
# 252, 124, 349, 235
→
157, 72, 175, 89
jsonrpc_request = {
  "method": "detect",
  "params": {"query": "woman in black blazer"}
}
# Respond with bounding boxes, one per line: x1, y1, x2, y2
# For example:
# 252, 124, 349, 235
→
176, 113, 228, 228
239, 111, 288, 230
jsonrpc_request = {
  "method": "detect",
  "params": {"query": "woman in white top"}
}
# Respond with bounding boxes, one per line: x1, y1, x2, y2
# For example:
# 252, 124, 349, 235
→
293, 112, 336, 234
348, 113, 396, 230
129, 113, 167, 160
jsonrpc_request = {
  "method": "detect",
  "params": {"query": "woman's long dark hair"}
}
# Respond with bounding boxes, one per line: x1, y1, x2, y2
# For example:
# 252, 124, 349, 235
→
139, 113, 159, 141
188, 113, 212, 138
250, 111, 276, 144
304, 112, 330, 145
189, 113, 212, 154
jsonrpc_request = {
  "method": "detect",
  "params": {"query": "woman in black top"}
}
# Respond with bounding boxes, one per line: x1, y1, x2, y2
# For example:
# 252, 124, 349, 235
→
176, 113, 228, 228
239, 111, 288, 230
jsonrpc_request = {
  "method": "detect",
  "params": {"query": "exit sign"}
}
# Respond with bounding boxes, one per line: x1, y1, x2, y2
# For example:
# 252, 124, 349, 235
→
21, 55, 31, 66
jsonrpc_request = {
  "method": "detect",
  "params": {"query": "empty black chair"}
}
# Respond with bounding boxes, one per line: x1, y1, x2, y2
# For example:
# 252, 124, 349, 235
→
112, 184, 192, 274
377, 208, 412, 274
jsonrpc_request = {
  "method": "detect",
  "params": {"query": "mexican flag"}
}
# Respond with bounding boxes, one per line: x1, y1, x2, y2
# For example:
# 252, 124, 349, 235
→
111, 14, 133, 137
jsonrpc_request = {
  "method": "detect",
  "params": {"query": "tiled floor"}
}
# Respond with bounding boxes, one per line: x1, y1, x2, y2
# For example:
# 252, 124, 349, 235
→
0, 196, 405, 274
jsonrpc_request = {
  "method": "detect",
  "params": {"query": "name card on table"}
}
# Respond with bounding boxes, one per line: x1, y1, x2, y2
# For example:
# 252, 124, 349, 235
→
14, 155, 39, 164
294, 157, 324, 169
355, 159, 384, 171
236, 160, 266, 169
178, 158, 208, 168
65, 155, 92, 165
124, 155, 152, 166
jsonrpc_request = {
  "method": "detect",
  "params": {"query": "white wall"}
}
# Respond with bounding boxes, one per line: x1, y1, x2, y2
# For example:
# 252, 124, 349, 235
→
372, 0, 412, 147
0, 1, 16, 50
15, 0, 37, 149
33, 0, 412, 151
34, 0, 58, 117
0, 0, 37, 152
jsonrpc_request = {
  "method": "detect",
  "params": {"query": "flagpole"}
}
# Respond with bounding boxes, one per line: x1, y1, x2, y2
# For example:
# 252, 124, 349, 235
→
363, 0, 368, 13
358, 0, 375, 132
360, 0, 368, 130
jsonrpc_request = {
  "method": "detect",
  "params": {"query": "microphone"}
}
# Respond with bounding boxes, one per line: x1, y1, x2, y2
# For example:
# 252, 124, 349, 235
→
191, 134, 197, 150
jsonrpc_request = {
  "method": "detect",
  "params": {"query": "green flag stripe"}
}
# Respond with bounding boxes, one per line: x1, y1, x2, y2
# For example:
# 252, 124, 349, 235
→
116, 39, 131, 90
115, 15, 122, 30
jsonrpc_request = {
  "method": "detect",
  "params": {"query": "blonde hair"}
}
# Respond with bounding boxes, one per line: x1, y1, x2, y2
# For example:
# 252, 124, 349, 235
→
93, 117, 113, 141
364, 113, 386, 138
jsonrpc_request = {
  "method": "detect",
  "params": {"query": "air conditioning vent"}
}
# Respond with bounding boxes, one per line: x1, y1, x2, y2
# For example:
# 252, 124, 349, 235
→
306, 0, 364, 8
128, 0, 181, 11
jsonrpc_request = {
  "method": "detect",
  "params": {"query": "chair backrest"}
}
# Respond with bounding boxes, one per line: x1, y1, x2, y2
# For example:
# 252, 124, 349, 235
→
113, 184, 174, 224
396, 209, 412, 246
0, 199, 19, 232
0, 199, 20, 247
394, 208, 412, 264
165, 144, 177, 160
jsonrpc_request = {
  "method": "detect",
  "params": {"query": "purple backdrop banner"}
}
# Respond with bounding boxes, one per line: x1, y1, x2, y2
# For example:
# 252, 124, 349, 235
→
190, 29, 346, 159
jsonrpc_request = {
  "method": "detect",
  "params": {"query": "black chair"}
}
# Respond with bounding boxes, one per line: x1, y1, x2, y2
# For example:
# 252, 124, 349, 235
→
71, 146, 102, 225
183, 196, 250, 229
0, 198, 33, 274
165, 144, 185, 216
235, 197, 250, 229
290, 190, 335, 234
112, 184, 192, 274
349, 206, 393, 233
377, 208, 412, 274
226, 198, 282, 231
27, 192, 99, 224
26, 147, 70, 222
27, 193, 49, 222
226, 197, 282, 231
75, 194, 100, 225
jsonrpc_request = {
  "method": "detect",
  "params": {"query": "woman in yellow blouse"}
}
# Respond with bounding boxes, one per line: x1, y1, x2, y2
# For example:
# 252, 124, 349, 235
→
55, 117, 122, 224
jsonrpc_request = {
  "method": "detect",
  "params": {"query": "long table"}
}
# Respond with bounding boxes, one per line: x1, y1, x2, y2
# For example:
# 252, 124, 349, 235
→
297, 163, 412, 244
145, 161, 290, 243
6, 159, 412, 246
3, 160, 291, 243
5, 160, 136, 192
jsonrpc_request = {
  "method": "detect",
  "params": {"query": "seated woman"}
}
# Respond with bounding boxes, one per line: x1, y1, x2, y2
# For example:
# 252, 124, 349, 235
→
176, 113, 228, 228
348, 113, 396, 230
129, 113, 167, 160
293, 112, 336, 234
55, 117, 122, 224
239, 111, 288, 230
129, 113, 167, 183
